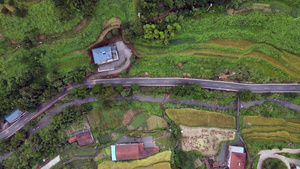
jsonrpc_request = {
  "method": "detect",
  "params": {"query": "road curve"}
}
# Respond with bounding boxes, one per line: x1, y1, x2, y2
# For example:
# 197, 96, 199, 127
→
0, 77, 299, 139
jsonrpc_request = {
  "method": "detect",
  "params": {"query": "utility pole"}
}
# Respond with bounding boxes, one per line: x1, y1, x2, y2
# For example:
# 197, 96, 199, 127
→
207, 3, 213, 11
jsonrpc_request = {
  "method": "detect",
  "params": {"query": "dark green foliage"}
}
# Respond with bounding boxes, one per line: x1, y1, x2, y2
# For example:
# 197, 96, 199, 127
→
231, 0, 246, 9
51, 105, 82, 130
122, 29, 134, 42
131, 84, 140, 91
91, 63, 97, 70
21, 37, 33, 50
1, 7, 9, 15
106, 32, 112, 39
171, 83, 204, 100
90, 83, 104, 96
112, 28, 119, 35
23, 119, 38, 132
291, 8, 298, 18
130, 55, 136, 63
81, 103, 93, 114
115, 84, 124, 93
52, 0, 98, 17
8, 0, 14, 6
121, 88, 132, 97
91, 83, 117, 99
238, 90, 254, 102
0, 0, 4, 4
56, 7, 74, 21
14, 7, 28, 18
63, 66, 87, 85
97, 133, 112, 144
263, 159, 287, 169
70, 84, 88, 99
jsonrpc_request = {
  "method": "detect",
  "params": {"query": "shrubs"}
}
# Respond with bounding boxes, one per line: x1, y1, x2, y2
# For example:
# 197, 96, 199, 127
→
1, 7, 9, 15
112, 28, 119, 35
106, 32, 112, 39
14, 7, 28, 17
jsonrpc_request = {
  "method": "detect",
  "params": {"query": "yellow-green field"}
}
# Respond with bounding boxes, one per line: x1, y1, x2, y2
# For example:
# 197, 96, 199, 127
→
242, 116, 300, 143
138, 115, 168, 131
97, 151, 171, 169
166, 108, 236, 128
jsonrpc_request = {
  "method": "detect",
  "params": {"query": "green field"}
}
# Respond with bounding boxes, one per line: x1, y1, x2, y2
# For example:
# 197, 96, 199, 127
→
130, 113, 149, 129
129, 10, 300, 83
166, 108, 236, 128
138, 115, 168, 131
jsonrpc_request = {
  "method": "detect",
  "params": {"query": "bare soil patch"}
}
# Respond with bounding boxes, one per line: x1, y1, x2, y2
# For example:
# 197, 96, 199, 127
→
180, 125, 235, 156
122, 109, 136, 126
74, 18, 87, 31
3, 4, 16, 12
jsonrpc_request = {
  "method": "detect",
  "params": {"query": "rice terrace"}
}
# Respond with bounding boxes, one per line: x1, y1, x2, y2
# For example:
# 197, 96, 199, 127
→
0, 0, 299, 169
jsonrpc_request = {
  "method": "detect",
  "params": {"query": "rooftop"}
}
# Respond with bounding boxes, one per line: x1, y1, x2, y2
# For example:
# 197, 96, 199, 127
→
111, 143, 159, 161
229, 152, 246, 169
5, 109, 23, 123
92, 46, 112, 64
67, 131, 94, 146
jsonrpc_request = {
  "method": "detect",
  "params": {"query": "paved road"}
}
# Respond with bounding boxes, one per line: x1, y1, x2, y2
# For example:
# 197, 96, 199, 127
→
85, 78, 300, 93
0, 77, 299, 139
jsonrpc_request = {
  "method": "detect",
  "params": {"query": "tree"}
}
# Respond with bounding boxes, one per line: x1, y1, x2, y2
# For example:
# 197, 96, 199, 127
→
122, 29, 134, 42
91, 63, 97, 70
70, 84, 87, 99
100, 83, 117, 99
130, 55, 136, 63
291, 8, 298, 18
1, 7, 9, 15
14, 7, 28, 17
238, 90, 254, 102
132, 20, 143, 36
106, 32, 112, 39
56, 7, 73, 21
90, 83, 104, 96
115, 84, 123, 93
112, 28, 119, 35
0, 0, 4, 4
131, 84, 140, 91
8, 0, 14, 6
121, 88, 132, 97
22, 37, 33, 50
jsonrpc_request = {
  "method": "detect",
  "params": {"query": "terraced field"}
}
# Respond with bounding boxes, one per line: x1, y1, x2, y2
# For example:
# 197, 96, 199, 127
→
132, 39, 300, 79
242, 116, 300, 143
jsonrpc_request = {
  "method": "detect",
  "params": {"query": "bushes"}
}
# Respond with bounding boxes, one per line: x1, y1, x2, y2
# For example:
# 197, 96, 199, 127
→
106, 32, 112, 39
1, 7, 9, 15
112, 28, 119, 35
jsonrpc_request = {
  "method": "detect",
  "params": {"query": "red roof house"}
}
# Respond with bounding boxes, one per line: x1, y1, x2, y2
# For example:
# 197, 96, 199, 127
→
111, 143, 159, 161
67, 131, 94, 146
229, 152, 246, 169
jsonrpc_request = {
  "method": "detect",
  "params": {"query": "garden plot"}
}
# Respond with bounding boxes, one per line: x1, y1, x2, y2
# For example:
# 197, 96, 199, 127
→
122, 109, 137, 126
138, 115, 168, 131
180, 125, 235, 156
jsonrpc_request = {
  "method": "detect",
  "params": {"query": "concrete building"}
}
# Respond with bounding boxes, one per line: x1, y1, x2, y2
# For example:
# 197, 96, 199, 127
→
228, 146, 246, 169
5, 109, 23, 124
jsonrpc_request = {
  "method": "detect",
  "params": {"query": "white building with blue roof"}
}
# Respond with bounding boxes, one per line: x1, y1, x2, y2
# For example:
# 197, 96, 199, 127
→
5, 109, 24, 123
92, 46, 119, 65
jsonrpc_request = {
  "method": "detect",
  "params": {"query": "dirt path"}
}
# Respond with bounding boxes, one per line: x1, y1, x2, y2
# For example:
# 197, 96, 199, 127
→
257, 149, 300, 169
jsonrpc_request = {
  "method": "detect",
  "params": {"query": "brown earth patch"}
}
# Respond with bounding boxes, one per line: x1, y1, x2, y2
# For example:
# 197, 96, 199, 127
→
74, 18, 87, 31
39, 35, 46, 40
122, 109, 136, 126
3, 3, 15, 12
180, 125, 235, 156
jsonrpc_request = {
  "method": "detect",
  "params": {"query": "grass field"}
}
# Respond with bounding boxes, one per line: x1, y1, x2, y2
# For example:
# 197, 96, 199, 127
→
54, 52, 90, 73
138, 115, 168, 131
166, 108, 236, 128
130, 11, 300, 83
97, 151, 171, 169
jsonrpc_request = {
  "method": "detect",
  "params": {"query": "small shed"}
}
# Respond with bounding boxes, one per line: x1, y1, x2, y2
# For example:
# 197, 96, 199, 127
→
5, 109, 23, 123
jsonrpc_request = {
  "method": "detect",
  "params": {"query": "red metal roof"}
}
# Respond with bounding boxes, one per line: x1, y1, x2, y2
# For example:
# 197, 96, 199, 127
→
115, 143, 159, 161
67, 132, 94, 146
230, 152, 246, 169
68, 136, 77, 144
76, 132, 94, 146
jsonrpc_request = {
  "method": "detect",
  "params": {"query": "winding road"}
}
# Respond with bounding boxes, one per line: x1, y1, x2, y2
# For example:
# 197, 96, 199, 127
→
0, 77, 299, 139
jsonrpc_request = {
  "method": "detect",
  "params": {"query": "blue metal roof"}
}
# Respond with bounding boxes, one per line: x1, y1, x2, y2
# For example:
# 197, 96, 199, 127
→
92, 46, 112, 64
5, 109, 23, 123
111, 145, 116, 161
